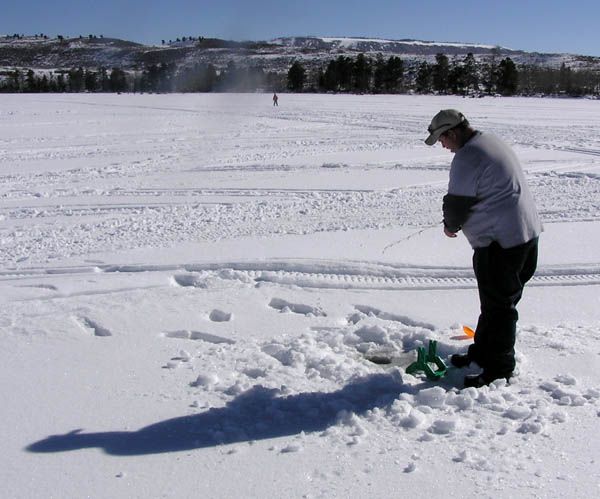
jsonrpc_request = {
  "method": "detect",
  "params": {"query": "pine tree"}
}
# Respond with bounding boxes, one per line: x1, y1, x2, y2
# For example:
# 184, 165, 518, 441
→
287, 60, 306, 92
432, 53, 450, 94
384, 56, 404, 93
372, 54, 386, 93
109, 68, 128, 92
25, 70, 37, 92
352, 53, 371, 93
481, 47, 501, 95
448, 57, 466, 95
323, 59, 340, 91
56, 73, 67, 92
415, 62, 432, 93
336, 56, 353, 92
12, 70, 23, 92
462, 53, 479, 94
496, 58, 518, 95
68, 68, 85, 92
39, 74, 50, 92
99, 68, 110, 92
84, 70, 98, 92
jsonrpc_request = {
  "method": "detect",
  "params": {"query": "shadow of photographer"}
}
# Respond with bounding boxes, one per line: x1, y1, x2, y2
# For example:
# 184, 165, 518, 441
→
27, 373, 414, 456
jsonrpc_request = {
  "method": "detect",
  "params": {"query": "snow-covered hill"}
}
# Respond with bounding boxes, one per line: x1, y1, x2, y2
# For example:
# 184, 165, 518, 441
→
1, 34, 599, 73
272, 36, 510, 55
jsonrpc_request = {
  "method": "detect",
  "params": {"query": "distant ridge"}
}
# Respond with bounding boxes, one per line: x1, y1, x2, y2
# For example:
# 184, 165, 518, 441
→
1, 34, 599, 73
272, 36, 510, 53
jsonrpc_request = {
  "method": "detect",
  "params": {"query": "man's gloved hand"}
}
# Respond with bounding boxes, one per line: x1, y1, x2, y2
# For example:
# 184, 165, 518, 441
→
444, 226, 458, 238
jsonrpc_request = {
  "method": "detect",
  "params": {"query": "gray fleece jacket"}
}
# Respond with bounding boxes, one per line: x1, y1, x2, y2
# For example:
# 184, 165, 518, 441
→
443, 131, 542, 249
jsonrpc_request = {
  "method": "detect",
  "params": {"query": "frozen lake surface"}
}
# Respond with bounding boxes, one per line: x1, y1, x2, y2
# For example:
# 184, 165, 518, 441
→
1, 93, 599, 498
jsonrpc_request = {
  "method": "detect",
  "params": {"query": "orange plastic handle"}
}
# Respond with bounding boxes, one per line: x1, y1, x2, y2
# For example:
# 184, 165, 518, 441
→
462, 325, 475, 338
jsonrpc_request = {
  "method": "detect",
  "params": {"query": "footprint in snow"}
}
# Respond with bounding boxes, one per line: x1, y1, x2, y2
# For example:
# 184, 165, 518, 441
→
268, 297, 326, 317
209, 309, 233, 322
191, 330, 235, 344
352, 305, 435, 330
164, 330, 235, 344
78, 317, 112, 337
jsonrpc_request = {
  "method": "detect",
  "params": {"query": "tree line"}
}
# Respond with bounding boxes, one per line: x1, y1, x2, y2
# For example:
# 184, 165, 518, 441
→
1, 52, 599, 96
0, 62, 285, 94
288, 53, 600, 97
0, 68, 129, 93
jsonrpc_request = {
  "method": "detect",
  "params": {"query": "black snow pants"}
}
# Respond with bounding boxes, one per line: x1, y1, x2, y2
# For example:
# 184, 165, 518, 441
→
467, 237, 539, 377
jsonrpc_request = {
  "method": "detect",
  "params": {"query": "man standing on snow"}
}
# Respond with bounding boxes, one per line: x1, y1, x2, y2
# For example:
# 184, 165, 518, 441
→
425, 109, 542, 388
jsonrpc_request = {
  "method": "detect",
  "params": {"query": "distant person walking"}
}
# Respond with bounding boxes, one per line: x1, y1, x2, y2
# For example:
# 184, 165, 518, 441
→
425, 109, 542, 388
272, 93, 278, 106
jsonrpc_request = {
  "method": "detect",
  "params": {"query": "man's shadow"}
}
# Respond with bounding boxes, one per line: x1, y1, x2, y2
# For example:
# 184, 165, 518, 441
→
27, 373, 415, 456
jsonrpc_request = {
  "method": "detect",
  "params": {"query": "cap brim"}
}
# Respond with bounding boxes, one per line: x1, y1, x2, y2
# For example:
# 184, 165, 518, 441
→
424, 124, 453, 146
424, 133, 439, 146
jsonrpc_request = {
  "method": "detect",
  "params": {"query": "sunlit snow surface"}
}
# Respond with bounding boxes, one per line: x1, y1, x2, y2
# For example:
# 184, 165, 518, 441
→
1, 94, 599, 498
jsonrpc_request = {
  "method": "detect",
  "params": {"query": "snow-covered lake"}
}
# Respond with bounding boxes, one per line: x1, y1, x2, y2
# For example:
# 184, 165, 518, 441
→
1, 93, 599, 498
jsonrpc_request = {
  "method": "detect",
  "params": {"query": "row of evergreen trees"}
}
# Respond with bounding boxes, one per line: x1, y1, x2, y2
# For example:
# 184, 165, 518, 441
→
289, 54, 406, 94
1, 52, 599, 96
0, 68, 128, 93
288, 53, 599, 96
0, 62, 284, 94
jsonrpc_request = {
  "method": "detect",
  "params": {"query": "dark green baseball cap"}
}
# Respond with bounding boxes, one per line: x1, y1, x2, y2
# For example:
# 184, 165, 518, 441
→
424, 109, 467, 145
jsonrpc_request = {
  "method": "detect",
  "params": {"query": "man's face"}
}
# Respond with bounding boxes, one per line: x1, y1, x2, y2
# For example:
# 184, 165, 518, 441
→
439, 129, 461, 153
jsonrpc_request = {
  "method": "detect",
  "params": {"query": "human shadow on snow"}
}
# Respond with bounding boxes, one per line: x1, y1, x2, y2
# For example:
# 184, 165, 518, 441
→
27, 373, 416, 456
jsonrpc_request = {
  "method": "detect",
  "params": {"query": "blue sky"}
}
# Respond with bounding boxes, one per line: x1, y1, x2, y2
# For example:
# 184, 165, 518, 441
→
3, 0, 599, 56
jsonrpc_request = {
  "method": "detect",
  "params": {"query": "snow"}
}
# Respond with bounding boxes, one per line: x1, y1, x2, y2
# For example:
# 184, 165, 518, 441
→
319, 36, 501, 50
1, 93, 599, 498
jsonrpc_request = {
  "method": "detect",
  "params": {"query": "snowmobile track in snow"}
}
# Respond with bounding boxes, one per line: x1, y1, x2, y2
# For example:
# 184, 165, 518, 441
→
232, 265, 600, 290
3, 261, 600, 291
248, 269, 600, 290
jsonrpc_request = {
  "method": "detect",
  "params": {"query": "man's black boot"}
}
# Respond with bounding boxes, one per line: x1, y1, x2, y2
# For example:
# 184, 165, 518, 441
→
464, 371, 511, 388
450, 353, 471, 368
